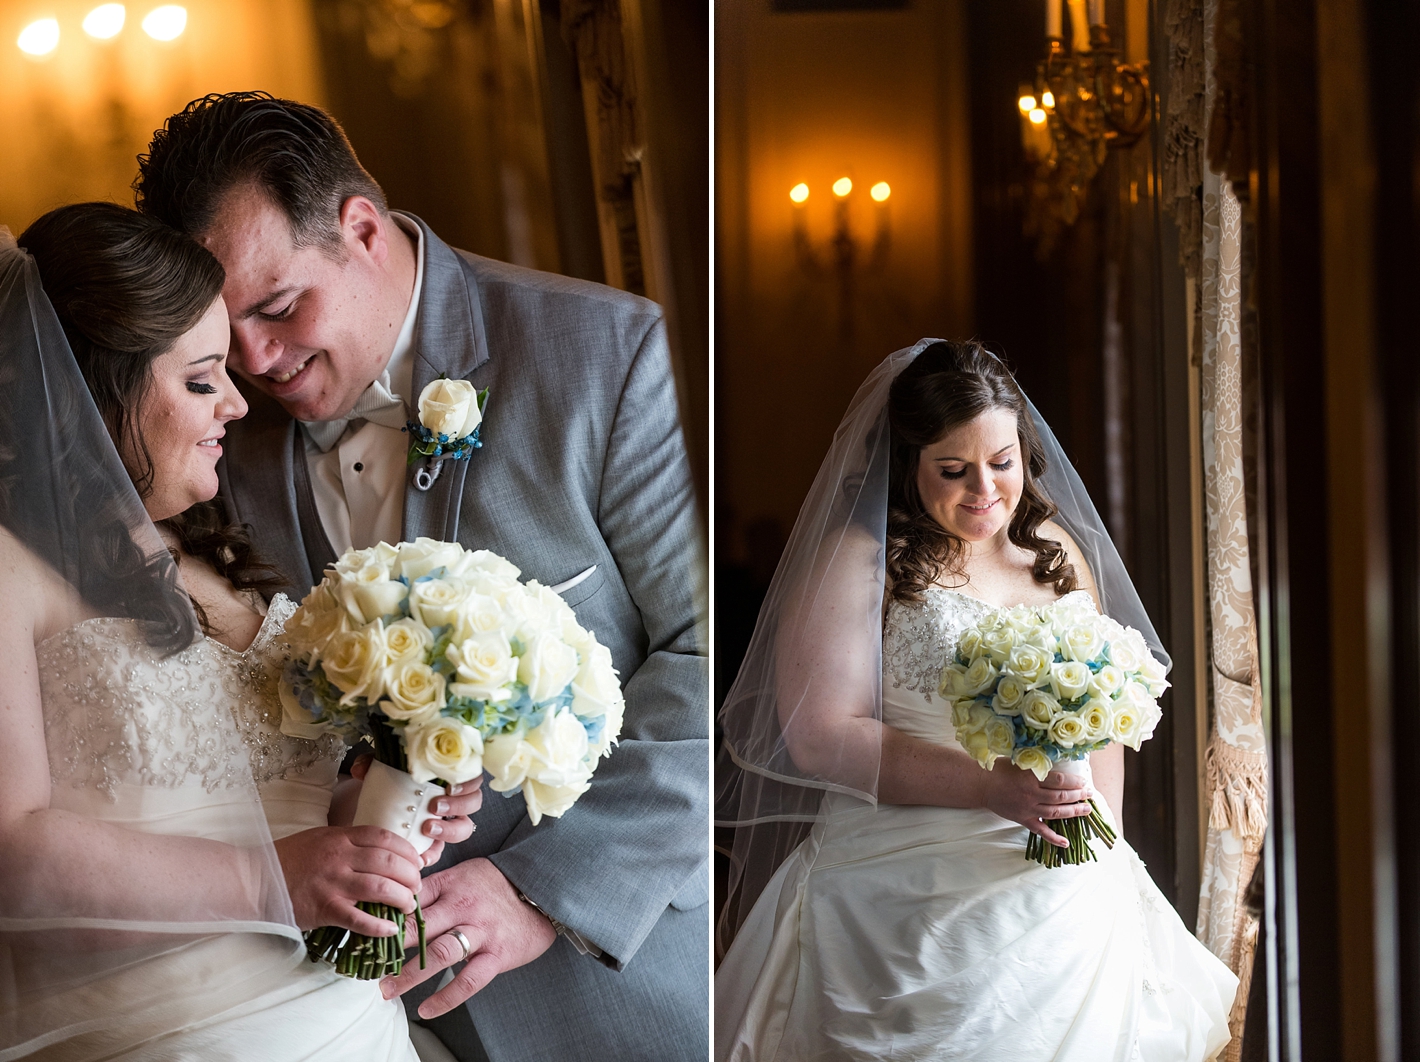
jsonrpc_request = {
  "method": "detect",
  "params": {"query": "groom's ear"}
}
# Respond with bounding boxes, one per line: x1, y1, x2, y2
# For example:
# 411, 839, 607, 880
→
337, 196, 390, 266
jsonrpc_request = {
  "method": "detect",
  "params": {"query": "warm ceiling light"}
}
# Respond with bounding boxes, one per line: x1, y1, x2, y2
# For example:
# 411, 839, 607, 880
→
870, 182, 891, 203
83, 4, 127, 38
1041, 90, 1056, 108
141, 4, 186, 40
17, 18, 60, 55
789, 183, 809, 204
832, 177, 852, 198
1018, 94, 1036, 114
1029, 107, 1048, 125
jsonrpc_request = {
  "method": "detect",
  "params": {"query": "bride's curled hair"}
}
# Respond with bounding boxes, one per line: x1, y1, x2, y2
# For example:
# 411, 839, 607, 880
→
886, 340, 1076, 603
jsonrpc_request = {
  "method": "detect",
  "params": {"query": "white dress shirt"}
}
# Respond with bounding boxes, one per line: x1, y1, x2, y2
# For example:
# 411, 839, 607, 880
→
302, 214, 424, 555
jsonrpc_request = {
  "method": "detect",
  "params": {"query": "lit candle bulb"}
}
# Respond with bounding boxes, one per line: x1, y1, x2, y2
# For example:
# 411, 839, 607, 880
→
1045, 0, 1062, 38
1087, 0, 1103, 25
790, 183, 809, 205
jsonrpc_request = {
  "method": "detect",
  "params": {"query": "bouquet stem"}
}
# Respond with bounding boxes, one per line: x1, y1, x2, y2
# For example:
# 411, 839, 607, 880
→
1025, 798, 1117, 867
304, 898, 428, 979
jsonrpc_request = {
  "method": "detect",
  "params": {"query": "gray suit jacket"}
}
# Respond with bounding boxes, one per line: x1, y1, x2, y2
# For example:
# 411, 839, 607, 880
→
218, 218, 708, 1062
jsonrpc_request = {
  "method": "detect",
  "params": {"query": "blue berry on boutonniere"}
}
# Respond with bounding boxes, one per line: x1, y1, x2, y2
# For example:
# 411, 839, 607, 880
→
404, 377, 488, 490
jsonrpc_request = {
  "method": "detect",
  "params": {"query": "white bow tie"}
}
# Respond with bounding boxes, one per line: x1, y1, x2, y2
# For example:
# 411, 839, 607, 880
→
301, 374, 409, 453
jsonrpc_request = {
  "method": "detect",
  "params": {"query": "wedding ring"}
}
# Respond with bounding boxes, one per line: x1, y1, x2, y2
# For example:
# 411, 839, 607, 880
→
447, 929, 472, 962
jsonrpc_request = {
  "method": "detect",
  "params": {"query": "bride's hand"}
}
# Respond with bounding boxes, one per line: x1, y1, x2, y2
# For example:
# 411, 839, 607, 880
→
981, 767, 1095, 848
274, 827, 426, 934
347, 755, 484, 867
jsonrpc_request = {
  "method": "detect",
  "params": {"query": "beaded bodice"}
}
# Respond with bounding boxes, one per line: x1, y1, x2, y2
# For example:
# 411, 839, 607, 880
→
37, 593, 344, 800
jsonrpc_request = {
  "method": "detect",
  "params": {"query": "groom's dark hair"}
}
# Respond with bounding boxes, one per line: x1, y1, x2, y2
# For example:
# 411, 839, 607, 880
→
135, 91, 387, 255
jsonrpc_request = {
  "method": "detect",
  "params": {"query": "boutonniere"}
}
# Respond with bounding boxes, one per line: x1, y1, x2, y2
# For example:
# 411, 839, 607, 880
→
404, 377, 489, 491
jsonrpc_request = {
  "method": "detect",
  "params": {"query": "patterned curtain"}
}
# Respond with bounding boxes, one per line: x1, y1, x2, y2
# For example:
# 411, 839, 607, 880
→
1164, 0, 1267, 1055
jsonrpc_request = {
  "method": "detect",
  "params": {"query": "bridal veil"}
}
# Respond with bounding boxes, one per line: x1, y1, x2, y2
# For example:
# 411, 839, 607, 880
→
714, 338, 1169, 953
0, 232, 303, 1059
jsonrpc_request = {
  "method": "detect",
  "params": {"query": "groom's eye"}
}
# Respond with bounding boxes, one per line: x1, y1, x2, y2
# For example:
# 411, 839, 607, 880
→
186, 381, 218, 395
260, 301, 296, 322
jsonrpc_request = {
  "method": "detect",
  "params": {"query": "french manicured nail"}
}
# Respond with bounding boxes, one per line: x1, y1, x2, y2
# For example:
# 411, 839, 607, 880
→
451, 783, 465, 795
380, 978, 396, 999
427, 821, 443, 836
381, 921, 399, 936
435, 799, 450, 815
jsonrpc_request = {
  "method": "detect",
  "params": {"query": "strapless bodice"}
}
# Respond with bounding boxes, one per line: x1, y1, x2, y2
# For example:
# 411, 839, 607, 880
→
881, 587, 1096, 747
36, 593, 345, 839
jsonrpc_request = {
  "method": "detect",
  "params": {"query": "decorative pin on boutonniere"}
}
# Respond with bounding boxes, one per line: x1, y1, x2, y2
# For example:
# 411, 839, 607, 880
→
404, 377, 488, 491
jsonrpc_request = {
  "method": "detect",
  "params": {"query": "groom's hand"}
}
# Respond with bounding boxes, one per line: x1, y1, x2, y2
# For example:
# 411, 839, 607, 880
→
379, 857, 557, 1016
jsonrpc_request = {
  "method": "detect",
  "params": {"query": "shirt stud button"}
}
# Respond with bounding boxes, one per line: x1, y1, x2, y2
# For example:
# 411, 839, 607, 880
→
353, 461, 364, 472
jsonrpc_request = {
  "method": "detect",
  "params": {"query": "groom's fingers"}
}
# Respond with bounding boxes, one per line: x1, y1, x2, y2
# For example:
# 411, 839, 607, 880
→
417, 952, 502, 1019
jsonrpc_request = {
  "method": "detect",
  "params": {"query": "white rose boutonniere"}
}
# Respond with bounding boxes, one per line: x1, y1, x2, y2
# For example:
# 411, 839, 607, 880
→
406, 376, 489, 491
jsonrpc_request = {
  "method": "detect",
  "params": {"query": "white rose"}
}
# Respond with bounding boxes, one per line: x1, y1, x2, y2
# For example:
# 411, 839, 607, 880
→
485, 710, 594, 825
459, 593, 509, 638
1013, 745, 1053, 781
960, 656, 999, 698
383, 618, 433, 666
1136, 698, 1164, 744
950, 698, 974, 729
1080, 697, 1114, 742
1049, 660, 1093, 703
1139, 653, 1171, 698
981, 628, 1018, 666
1088, 664, 1126, 699
939, 663, 969, 699
957, 627, 985, 663
1061, 622, 1106, 664
418, 378, 482, 439
1005, 644, 1053, 688
462, 550, 523, 581
333, 542, 398, 576
278, 679, 330, 739
1049, 712, 1088, 748
1023, 624, 1058, 655
1020, 689, 1060, 730
1111, 701, 1145, 750
1107, 632, 1146, 673
984, 716, 1016, 757
446, 630, 519, 702
991, 673, 1028, 715
960, 727, 993, 768
395, 538, 467, 582
518, 630, 580, 703
405, 717, 484, 784
333, 562, 409, 626
320, 622, 389, 704
408, 578, 469, 630
571, 645, 622, 720
379, 660, 446, 724
285, 584, 350, 658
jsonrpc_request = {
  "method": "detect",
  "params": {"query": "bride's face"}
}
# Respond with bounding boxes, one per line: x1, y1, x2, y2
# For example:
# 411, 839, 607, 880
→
915, 408, 1024, 544
131, 296, 248, 522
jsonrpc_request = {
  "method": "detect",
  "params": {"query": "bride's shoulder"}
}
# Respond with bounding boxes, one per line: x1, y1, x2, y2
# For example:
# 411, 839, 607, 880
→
0, 523, 88, 643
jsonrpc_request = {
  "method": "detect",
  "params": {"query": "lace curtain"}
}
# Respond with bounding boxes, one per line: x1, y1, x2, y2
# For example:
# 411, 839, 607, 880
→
1164, 0, 1267, 1055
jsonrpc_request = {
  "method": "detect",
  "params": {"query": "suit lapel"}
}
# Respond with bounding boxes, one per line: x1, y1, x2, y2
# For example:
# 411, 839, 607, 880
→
400, 216, 490, 544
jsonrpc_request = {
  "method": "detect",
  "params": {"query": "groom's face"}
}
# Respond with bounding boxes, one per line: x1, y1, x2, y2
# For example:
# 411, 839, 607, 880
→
199, 184, 407, 423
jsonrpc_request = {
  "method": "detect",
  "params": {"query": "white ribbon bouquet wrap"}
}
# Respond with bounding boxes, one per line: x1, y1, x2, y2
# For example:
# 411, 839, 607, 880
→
280, 538, 625, 977
941, 595, 1169, 867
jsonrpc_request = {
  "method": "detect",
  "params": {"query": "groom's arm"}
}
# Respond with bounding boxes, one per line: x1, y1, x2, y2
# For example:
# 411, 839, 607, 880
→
384, 313, 706, 1014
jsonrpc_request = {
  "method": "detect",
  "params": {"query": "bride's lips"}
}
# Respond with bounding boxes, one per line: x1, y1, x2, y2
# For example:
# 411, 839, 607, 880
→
197, 431, 225, 458
960, 498, 1000, 515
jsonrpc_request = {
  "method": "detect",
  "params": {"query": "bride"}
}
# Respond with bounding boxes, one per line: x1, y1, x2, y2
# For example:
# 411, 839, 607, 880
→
715, 340, 1238, 1061
0, 204, 476, 1060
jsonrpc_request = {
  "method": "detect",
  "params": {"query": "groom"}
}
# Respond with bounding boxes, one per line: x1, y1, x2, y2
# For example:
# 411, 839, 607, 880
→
135, 93, 707, 1062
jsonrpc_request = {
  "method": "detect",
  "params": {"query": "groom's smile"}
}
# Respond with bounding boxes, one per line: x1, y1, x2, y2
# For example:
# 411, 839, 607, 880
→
198, 183, 418, 423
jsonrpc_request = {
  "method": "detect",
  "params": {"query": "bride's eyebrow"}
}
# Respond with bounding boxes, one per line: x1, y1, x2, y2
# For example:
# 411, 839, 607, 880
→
237, 286, 298, 320
186, 354, 223, 368
934, 444, 1015, 462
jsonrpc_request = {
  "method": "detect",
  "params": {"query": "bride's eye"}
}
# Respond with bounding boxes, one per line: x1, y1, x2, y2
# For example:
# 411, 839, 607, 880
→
186, 381, 218, 395
990, 460, 1014, 472
940, 467, 967, 480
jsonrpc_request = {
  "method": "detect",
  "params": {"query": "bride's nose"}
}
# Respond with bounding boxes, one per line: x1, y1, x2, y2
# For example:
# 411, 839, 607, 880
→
216, 370, 248, 422
230, 324, 282, 377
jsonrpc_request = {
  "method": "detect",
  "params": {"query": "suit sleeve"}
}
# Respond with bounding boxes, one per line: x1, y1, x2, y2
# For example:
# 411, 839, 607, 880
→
486, 314, 708, 969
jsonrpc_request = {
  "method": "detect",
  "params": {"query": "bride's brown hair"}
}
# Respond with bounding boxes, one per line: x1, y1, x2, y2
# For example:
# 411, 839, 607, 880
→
886, 340, 1076, 604
18, 203, 282, 642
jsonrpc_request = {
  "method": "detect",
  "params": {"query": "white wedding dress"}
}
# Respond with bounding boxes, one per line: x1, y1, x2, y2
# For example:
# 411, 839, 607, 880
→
716, 588, 1238, 1062
23, 594, 420, 1061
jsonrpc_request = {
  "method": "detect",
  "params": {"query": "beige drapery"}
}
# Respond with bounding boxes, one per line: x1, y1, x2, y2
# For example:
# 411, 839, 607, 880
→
1164, 0, 1268, 1055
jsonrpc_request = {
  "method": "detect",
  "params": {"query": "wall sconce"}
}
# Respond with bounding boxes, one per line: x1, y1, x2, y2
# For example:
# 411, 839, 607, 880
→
1021, 0, 1149, 256
790, 176, 891, 341
17, 6, 187, 57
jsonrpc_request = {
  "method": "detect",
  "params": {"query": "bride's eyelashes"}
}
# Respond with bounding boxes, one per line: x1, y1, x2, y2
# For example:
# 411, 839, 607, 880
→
186, 380, 218, 395
940, 460, 1014, 480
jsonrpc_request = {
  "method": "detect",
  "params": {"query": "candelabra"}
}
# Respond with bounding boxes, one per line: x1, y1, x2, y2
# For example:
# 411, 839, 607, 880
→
1019, 0, 1150, 256
789, 177, 891, 341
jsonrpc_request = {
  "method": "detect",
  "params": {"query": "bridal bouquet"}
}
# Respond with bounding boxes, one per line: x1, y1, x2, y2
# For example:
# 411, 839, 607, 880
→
279, 538, 625, 977
941, 596, 1168, 867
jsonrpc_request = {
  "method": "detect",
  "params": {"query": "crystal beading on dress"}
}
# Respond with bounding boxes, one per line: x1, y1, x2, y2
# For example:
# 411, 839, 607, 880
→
38, 593, 342, 800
